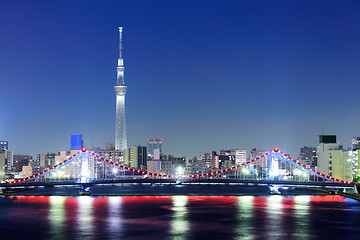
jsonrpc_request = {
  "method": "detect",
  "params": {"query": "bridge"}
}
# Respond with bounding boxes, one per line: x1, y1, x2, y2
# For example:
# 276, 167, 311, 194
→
0, 148, 356, 195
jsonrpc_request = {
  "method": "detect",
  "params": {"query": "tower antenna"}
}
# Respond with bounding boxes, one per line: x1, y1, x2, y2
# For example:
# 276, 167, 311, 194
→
119, 27, 123, 58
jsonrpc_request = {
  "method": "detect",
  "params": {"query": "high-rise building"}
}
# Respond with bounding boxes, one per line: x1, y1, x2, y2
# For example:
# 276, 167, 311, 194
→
235, 150, 247, 164
22, 165, 33, 178
346, 150, 358, 181
250, 148, 265, 159
218, 155, 234, 169
198, 153, 212, 169
317, 135, 352, 181
350, 137, 360, 181
106, 142, 115, 151
36, 153, 56, 168
147, 138, 163, 157
0, 140, 8, 150
124, 146, 147, 169
94, 149, 123, 163
147, 149, 161, 174
317, 135, 339, 176
185, 158, 205, 175
351, 137, 360, 150
219, 149, 246, 165
150, 155, 186, 176
114, 27, 127, 151
71, 134, 83, 150
13, 154, 32, 172
298, 146, 317, 167
5, 150, 13, 173
0, 150, 5, 179
211, 151, 219, 169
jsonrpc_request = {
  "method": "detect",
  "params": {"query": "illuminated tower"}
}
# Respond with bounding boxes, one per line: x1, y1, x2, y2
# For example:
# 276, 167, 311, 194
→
147, 138, 163, 157
114, 27, 127, 151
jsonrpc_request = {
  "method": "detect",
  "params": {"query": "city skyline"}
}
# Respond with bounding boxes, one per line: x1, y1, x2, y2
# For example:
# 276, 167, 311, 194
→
1, 1, 360, 157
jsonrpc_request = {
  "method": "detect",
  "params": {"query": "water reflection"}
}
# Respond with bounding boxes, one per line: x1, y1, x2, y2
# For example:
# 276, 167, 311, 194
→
266, 196, 284, 239
108, 197, 123, 239
236, 196, 254, 240
77, 196, 94, 239
0, 194, 358, 239
293, 196, 310, 239
171, 196, 189, 239
49, 196, 65, 239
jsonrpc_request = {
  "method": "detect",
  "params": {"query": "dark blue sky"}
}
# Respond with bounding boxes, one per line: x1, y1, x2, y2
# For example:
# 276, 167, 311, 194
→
1, 0, 360, 158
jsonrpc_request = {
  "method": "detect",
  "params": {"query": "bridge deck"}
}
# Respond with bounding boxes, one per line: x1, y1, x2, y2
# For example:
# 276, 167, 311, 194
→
0, 179, 355, 188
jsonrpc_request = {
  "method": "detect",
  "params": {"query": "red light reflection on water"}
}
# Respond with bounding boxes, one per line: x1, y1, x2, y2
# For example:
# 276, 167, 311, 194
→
187, 195, 238, 203
309, 195, 348, 202
253, 196, 267, 208
6, 196, 51, 236
93, 197, 109, 214
282, 197, 295, 214
120, 196, 173, 236
252, 197, 268, 234
121, 195, 172, 203
64, 197, 78, 234
92, 197, 110, 236
14, 195, 50, 204
185, 196, 239, 238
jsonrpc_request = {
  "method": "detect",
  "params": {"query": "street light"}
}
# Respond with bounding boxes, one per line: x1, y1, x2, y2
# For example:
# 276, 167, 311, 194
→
112, 168, 118, 180
177, 166, 183, 179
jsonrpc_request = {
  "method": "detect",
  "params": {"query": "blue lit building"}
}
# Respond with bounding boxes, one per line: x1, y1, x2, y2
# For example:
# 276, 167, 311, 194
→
71, 135, 83, 150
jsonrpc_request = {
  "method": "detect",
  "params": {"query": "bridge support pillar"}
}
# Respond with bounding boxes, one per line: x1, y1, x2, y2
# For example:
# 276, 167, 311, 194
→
80, 151, 90, 183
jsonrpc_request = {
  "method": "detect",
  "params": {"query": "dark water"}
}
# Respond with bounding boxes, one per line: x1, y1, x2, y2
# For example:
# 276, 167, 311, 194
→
1, 192, 360, 240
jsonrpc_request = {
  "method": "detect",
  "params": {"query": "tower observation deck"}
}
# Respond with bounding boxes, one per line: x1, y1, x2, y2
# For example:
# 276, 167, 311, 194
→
114, 27, 127, 151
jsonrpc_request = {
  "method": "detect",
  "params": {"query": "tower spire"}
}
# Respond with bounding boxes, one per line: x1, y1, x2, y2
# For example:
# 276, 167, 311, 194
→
119, 27, 123, 58
114, 26, 127, 151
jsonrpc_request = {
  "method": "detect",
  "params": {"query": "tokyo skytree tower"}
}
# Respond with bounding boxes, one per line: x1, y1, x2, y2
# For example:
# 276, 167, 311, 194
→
114, 27, 127, 151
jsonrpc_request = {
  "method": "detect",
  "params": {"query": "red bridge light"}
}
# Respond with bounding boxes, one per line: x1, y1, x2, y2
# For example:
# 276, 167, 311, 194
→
274, 148, 279, 152
82, 148, 86, 152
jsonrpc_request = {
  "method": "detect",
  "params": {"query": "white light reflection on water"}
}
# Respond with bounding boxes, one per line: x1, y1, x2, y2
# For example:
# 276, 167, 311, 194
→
294, 196, 310, 239
77, 196, 94, 239
266, 195, 284, 239
49, 196, 65, 239
236, 196, 254, 240
107, 197, 123, 239
171, 196, 189, 240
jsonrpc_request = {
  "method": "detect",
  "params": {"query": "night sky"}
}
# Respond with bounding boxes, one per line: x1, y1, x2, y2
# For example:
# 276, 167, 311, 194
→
1, 0, 360, 158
